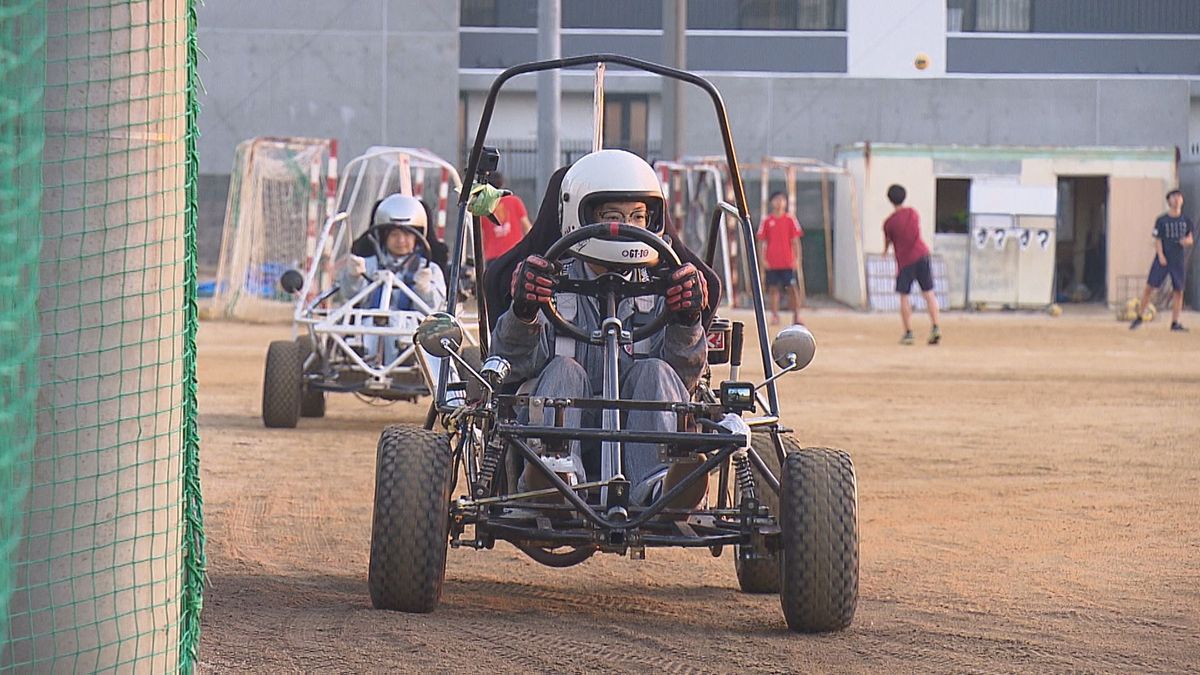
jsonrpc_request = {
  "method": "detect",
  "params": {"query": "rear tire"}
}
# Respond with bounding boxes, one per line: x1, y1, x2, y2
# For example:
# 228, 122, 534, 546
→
734, 434, 800, 594
369, 424, 453, 613
779, 447, 858, 633
296, 336, 326, 418
262, 340, 302, 428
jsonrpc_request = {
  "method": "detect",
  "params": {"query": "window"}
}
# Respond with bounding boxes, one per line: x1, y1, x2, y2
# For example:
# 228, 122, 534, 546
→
603, 95, 649, 158
740, 0, 845, 30
461, 0, 497, 26
461, 0, 536, 28
947, 0, 1030, 32
935, 179, 971, 234
564, 1, 662, 29
738, 0, 798, 29
466, 0, 849, 31
690, 0, 846, 31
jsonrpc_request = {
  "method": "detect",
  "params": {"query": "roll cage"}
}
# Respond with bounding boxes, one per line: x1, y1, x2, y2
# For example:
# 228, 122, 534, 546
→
442, 53, 782, 417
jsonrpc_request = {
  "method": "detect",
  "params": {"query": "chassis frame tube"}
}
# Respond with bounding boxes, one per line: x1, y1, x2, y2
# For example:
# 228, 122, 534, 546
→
499, 437, 740, 530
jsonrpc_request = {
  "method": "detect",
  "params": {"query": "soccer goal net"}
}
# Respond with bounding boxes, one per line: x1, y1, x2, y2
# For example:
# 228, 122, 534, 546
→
208, 137, 336, 322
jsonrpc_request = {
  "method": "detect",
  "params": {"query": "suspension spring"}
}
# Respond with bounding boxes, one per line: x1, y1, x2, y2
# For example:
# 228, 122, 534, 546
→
474, 439, 505, 499
733, 450, 756, 502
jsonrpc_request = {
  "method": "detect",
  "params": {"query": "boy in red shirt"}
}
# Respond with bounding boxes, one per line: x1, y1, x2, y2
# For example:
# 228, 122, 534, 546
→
482, 172, 532, 262
757, 191, 805, 325
883, 184, 941, 345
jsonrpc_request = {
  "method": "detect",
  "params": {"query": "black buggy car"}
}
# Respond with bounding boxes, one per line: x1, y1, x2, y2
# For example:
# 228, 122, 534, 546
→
367, 54, 858, 633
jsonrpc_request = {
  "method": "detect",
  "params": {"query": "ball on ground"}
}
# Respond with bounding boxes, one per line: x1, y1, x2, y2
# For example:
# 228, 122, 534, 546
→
1117, 298, 1139, 321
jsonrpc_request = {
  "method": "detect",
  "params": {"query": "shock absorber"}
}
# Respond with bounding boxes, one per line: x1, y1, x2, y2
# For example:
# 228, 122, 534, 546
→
732, 449, 756, 503
474, 438, 505, 499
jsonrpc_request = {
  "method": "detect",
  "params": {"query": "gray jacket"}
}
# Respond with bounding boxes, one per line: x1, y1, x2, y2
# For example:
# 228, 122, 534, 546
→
492, 260, 706, 393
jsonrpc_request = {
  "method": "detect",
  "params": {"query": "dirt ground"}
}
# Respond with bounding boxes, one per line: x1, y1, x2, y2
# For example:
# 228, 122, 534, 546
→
196, 306, 1200, 674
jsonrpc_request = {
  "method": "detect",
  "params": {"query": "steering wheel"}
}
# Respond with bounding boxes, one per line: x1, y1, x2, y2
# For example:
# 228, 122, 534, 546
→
540, 222, 682, 343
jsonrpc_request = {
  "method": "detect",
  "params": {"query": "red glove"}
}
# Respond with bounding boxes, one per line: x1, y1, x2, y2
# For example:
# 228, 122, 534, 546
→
510, 255, 559, 321
665, 263, 707, 325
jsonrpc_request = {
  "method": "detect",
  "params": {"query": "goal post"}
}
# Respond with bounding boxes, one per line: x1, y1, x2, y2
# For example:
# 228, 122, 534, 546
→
207, 136, 337, 322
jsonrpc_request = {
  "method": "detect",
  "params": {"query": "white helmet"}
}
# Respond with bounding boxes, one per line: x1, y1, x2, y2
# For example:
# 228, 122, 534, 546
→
559, 149, 665, 266
373, 193, 428, 236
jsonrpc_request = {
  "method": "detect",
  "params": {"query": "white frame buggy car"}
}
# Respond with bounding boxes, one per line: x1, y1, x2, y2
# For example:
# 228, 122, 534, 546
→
368, 55, 859, 633
261, 147, 476, 428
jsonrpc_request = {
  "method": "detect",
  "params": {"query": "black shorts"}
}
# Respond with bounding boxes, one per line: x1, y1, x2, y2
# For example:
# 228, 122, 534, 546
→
896, 256, 934, 293
1147, 256, 1186, 290
765, 269, 796, 289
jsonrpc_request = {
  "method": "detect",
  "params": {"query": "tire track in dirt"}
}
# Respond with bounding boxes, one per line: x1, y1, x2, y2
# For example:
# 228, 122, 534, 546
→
293, 496, 342, 566
448, 614, 709, 674
857, 602, 1188, 674
449, 577, 688, 621
223, 493, 272, 569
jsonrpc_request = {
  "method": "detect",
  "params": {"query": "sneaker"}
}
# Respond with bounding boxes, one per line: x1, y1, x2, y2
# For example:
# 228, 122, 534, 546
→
1171, 322, 1188, 332
1129, 316, 1143, 330
900, 330, 914, 345
928, 325, 942, 345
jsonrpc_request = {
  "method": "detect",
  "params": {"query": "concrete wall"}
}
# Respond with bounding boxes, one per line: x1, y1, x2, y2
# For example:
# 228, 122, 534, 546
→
196, 1, 460, 174
1182, 161, 1200, 307
847, 0, 944, 77
832, 159, 865, 307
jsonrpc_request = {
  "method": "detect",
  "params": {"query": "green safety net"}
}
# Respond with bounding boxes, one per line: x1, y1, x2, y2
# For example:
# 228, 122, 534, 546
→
1, 1, 204, 672
0, 0, 46, 660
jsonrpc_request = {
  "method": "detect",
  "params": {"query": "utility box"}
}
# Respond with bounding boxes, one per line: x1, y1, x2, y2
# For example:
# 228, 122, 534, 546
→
965, 181, 1057, 308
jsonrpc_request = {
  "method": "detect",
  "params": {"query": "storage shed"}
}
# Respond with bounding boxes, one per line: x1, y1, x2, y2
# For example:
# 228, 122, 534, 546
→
832, 143, 1179, 309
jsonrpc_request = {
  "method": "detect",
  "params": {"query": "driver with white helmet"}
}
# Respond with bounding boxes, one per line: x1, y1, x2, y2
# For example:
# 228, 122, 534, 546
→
491, 149, 709, 507
342, 193, 447, 312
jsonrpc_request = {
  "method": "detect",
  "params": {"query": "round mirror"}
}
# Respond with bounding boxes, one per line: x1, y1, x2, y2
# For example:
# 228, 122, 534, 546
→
414, 312, 463, 357
279, 269, 304, 294
771, 324, 816, 371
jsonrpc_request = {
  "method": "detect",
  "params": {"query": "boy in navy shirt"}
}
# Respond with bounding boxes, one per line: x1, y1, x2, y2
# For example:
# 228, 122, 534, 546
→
1131, 189, 1194, 331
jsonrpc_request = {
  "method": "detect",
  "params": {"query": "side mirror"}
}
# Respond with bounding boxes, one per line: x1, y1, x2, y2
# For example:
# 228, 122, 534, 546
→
414, 312, 464, 357
279, 269, 304, 294
771, 324, 816, 372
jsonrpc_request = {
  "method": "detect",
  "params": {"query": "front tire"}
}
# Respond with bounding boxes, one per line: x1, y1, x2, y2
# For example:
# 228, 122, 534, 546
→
369, 425, 453, 613
262, 340, 302, 428
779, 447, 858, 633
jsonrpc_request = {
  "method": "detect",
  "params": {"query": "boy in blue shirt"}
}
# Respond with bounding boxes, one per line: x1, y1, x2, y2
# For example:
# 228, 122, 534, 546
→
1131, 189, 1194, 331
